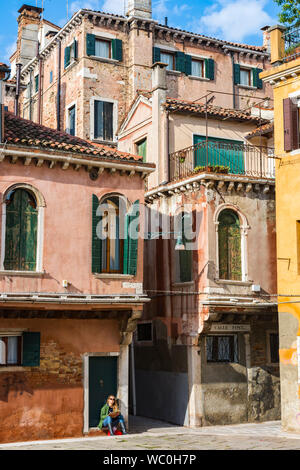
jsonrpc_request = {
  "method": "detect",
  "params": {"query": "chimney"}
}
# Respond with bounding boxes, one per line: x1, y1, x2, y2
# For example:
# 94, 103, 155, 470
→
261, 25, 271, 52
151, 62, 167, 186
126, 0, 152, 19
16, 4, 43, 67
0, 63, 11, 143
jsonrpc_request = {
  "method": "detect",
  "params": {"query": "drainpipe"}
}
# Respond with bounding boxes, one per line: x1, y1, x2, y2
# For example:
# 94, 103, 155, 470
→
130, 339, 136, 416
29, 69, 33, 121
38, 54, 43, 124
231, 52, 236, 109
57, 39, 61, 131
0, 64, 11, 144
15, 63, 22, 117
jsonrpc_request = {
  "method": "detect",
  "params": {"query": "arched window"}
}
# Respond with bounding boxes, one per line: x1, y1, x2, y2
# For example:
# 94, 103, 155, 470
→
4, 188, 38, 271
92, 194, 140, 275
218, 209, 242, 281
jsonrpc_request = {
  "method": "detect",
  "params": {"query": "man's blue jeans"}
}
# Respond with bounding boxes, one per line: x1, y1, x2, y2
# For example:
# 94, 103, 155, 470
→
103, 414, 126, 435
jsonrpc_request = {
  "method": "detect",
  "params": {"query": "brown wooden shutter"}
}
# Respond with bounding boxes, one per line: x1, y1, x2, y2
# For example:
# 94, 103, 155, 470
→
283, 98, 299, 151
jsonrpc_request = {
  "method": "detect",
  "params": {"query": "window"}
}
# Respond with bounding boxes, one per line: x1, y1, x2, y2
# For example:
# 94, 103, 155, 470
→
92, 195, 140, 276
4, 188, 38, 272
191, 59, 204, 78
95, 38, 111, 59
94, 100, 114, 141
240, 67, 251, 86
50, 71, 53, 84
86, 34, 123, 61
68, 105, 76, 136
64, 39, 78, 69
0, 336, 22, 366
137, 323, 152, 342
0, 332, 40, 367
178, 212, 193, 283
160, 52, 175, 71
218, 209, 242, 281
283, 98, 299, 151
206, 335, 238, 363
269, 333, 279, 363
34, 75, 39, 93
136, 138, 147, 162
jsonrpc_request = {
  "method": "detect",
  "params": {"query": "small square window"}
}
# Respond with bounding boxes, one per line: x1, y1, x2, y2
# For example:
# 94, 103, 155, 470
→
240, 68, 251, 86
206, 335, 238, 363
137, 323, 152, 342
160, 52, 175, 71
191, 59, 204, 78
95, 39, 111, 59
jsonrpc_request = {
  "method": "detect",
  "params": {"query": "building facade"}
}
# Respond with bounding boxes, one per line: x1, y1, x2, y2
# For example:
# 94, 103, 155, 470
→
0, 98, 154, 443
119, 61, 279, 426
7, 2, 272, 154
261, 25, 300, 433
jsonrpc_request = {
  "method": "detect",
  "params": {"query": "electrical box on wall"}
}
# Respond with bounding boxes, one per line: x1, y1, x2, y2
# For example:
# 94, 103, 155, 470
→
251, 284, 261, 293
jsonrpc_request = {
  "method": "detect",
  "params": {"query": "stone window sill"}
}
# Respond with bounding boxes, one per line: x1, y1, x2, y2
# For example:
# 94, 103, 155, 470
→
87, 56, 120, 65
214, 278, 253, 286
237, 84, 257, 90
188, 75, 210, 82
0, 270, 45, 277
94, 274, 134, 280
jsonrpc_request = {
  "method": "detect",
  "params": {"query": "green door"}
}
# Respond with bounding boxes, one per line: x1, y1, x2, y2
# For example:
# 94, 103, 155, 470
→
193, 135, 245, 174
89, 356, 118, 428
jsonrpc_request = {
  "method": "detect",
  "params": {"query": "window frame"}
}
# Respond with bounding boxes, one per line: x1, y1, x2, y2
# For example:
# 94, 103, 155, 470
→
191, 58, 205, 78
0, 184, 45, 274
100, 197, 124, 274
66, 101, 77, 137
160, 51, 176, 71
0, 335, 22, 367
90, 96, 118, 143
206, 334, 239, 363
95, 37, 112, 59
239, 67, 252, 87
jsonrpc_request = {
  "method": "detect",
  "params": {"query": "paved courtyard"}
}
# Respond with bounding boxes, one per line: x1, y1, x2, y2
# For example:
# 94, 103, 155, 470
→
1, 416, 300, 450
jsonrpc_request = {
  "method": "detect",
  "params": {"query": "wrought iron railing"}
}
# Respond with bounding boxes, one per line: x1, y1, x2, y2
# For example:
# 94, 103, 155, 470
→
284, 25, 300, 55
169, 141, 275, 182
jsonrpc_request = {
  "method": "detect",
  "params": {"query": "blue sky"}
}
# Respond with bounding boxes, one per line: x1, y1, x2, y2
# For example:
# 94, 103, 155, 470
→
1, 0, 281, 63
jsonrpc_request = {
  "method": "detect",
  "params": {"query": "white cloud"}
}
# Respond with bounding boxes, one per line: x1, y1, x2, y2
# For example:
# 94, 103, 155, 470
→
199, 0, 274, 42
101, 0, 127, 15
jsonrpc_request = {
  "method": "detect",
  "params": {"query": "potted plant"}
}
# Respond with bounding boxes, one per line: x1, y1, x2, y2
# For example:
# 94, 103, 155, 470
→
178, 151, 187, 164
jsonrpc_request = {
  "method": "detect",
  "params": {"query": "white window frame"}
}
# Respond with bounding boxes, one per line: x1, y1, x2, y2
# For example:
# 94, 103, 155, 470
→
214, 204, 249, 283
66, 100, 77, 136
90, 96, 118, 144
0, 184, 45, 275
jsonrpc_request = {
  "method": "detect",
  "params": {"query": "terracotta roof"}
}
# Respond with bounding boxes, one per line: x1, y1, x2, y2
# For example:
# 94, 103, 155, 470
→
165, 98, 269, 124
246, 122, 274, 139
4, 112, 144, 163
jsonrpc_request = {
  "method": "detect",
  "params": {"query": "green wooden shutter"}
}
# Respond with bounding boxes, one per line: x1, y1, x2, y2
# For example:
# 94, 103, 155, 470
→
92, 194, 102, 273
185, 54, 192, 76
112, 39, 123, 61
64, 46, 71, 68
205, 58, 215, 80
175, 51, 186, 73
86, 33, 96, 56
124, 200, 140, 275
153, 47, 161, 63
4, 189, 37, 272
137, 138, 147, 162
22, 332, 40, 367
233, 64, 240, 85
252, 68, 263, 89
74, 38, 78, 59
35, 75, 39, 93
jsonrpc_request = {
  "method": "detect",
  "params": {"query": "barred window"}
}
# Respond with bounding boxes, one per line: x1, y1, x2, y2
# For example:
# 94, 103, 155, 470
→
206, 335, 239, 363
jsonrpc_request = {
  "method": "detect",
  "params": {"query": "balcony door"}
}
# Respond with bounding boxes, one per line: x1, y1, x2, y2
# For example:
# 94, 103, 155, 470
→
193, 135, 245, 174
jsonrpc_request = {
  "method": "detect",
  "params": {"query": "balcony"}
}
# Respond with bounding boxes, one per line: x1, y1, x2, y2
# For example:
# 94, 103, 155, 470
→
169, 141, 275, 183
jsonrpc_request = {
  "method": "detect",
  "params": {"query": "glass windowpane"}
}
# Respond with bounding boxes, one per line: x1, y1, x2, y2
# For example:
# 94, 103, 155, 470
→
240, 69, 250, 86
7, 336, 18, 364
160, 52, 174, 70
192, 60, 203, 77
95, 39, 110, 58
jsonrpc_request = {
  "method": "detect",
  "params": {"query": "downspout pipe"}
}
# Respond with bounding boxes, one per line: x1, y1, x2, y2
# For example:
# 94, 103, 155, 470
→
231, 52, 236, 109
57, 39, 61, 131
0, 64, 11, 144
15, 63, 22, 117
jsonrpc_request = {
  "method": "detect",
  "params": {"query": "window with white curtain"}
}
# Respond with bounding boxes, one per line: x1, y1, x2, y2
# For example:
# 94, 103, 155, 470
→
191, 59, 204, 77
0, 336, 22, 366
95, 39, 111, 59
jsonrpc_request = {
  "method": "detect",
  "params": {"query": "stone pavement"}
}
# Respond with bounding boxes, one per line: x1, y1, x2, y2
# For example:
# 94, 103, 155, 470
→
1, 416, 300, 450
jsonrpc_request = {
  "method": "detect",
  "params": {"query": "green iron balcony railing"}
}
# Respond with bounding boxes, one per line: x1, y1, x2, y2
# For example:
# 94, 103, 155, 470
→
169, 141, 275, 182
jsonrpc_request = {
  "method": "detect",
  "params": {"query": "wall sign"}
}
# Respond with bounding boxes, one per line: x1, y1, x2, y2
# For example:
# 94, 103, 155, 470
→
210, 324, 251, 333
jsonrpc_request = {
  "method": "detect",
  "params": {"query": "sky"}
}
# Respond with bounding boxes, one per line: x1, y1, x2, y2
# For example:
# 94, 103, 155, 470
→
0, 0, 281, 63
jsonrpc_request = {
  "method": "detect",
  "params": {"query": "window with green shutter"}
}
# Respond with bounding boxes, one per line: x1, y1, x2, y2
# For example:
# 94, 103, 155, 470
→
178, 212, 193, 283
185, 54, 192, 76
233, 63, 240, 85
4, 189, 38, 272
218, 209, 242, 281
64, 45, 71, 68
124, 200, 140, 276
34, 74, 39, 93
136, 138, 147, 162
205, 58, 215, 80
112, 38, 123, 61
175, 51, 186, 73
252, 67, 263, 89
153, 47, 161, 63
87, 33, 96, 56
92, 194, 102, 274
22, 332, 40, 367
